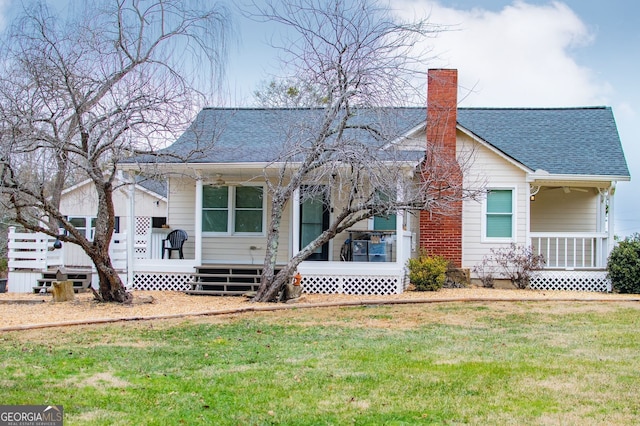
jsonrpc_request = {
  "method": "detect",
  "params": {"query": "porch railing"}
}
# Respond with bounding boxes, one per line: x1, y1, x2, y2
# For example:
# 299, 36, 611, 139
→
529, 232, 609, 269
7, 227, 128, 272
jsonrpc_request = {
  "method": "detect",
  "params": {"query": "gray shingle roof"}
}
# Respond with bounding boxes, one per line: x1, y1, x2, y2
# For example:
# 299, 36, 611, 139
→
134, 175, 167, 198
149, 106, 629, 178
148, 108, 426, 164
457, 107, 630, 176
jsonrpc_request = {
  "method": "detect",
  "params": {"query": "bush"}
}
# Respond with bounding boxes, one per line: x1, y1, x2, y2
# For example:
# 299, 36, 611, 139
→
474, 244, 545, 289
0, 258, 7, 278
407, 253, 448, 291
472, 257, 495, 288
607, 233, 640, 294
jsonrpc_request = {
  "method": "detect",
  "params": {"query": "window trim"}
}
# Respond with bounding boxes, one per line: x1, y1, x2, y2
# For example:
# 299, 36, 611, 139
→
481, 187, 516, 243
202, 184, 266, 237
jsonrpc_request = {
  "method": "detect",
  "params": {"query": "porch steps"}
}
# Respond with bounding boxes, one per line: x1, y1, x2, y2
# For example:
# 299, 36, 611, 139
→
33, 269, 92, 294
185, 265, 282, 296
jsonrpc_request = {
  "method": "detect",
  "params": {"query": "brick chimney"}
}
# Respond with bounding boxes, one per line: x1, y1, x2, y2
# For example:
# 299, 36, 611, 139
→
419, 69, 462, 267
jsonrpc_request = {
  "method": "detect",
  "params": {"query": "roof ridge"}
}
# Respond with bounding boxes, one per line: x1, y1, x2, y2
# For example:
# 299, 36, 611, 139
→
458, 106, 609, 111
202, 106, 611, 111
201, 106, 428, 111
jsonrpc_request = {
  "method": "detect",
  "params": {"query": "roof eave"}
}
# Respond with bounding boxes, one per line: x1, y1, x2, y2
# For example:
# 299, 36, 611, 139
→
527, 171, 631, 185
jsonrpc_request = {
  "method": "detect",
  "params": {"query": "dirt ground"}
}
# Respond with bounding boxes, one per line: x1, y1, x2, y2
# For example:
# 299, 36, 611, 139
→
1, 287, 639, 332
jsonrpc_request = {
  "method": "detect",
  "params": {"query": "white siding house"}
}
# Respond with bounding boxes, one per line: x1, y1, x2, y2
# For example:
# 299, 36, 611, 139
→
8, 69, 629, 294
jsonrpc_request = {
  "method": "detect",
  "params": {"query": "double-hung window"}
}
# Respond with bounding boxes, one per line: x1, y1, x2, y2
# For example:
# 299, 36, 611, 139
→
202, 185, 264, 234
485, 189, 514, 240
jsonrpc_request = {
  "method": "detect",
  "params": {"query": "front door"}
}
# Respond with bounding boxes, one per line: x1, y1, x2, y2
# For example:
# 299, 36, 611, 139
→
300, 186, 330, 261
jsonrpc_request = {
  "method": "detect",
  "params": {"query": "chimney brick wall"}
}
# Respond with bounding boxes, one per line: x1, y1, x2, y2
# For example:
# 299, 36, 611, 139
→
419, 69, 463, 267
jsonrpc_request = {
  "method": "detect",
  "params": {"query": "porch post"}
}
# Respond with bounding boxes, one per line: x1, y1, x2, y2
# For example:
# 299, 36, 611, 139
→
395, 179, 405, 293
126, 175, 135, 287
195, 177, 203, 264
607, 183, 616, 255
395, 183, 404, 266
291, 187, 300, 258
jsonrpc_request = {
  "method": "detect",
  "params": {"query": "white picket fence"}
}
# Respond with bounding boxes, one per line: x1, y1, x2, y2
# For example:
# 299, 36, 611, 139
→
7, 227, 128, 293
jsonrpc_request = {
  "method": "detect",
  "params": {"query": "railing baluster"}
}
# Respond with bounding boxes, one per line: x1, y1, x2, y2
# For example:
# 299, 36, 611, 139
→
529, 232, 608, 270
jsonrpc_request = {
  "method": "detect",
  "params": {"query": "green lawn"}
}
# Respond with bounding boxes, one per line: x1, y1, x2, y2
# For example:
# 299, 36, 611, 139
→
2, 301, 640, 425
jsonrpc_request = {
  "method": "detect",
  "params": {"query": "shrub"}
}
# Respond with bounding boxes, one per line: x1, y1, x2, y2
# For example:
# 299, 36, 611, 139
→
407, 253, 448, 291
474, 244, 545, 289
472, 257, 495, 288
607, 233, 640, 294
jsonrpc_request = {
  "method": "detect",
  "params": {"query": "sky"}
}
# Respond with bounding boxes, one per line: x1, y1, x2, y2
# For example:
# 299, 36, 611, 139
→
226, 0, 639, 238
1, 0, 638, 237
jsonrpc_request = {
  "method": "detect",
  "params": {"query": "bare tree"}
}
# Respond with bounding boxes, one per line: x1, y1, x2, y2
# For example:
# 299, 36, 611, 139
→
244, 0, 482, 302
0, 0, 229, 302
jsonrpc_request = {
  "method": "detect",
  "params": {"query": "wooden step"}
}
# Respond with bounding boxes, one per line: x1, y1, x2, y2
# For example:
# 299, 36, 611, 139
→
33, 270, 92, 294
188, 264, 282, 296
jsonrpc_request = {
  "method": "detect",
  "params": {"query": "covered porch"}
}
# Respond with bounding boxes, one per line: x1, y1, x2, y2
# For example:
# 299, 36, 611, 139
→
125, 175, 415, 295
526, 179, 616, 292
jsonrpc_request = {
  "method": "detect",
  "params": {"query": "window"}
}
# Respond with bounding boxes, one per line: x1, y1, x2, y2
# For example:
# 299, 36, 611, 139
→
373, 190, 397, 231
65, 216, 119, 240
202, 185, 264, 234
485, 189, 513, 239
151, 217, 166, 228
202, 186, 229, 233
234, 186, 263, 233
68, 217, 90, 238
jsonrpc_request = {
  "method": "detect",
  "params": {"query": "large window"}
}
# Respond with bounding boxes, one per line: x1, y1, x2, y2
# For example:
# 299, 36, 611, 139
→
202, 185, 264, 234
485, 189, 513, 239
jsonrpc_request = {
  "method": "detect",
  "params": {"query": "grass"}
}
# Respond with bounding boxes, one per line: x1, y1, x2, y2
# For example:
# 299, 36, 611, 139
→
2, 301, 640, 425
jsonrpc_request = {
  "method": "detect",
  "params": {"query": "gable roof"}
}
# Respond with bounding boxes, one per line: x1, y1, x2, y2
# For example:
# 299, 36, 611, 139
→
457, 107, 630, 177
62, 175, 167, 200
145, 106, 629, 179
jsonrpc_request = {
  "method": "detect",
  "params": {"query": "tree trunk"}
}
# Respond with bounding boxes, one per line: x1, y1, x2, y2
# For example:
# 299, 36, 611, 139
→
47, 152, 68, 233
89, 175, 131, 303
95, 261, 131, 303
87, 247, 131, 303
256, 200, 286, 302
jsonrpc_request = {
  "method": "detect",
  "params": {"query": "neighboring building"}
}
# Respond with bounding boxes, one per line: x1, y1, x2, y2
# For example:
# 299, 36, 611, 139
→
59, 173, 168, 266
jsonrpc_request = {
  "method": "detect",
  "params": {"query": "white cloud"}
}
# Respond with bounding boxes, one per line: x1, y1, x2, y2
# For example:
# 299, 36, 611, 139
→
396, 0, 611, 107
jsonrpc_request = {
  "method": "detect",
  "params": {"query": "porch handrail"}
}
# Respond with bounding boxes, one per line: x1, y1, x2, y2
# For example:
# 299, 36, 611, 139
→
529, 232, 609, 269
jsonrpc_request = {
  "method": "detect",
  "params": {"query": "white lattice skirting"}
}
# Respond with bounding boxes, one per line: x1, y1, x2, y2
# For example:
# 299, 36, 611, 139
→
529, 270, 611, 292
302, 274, 401, 295
133, 273, 192, 291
